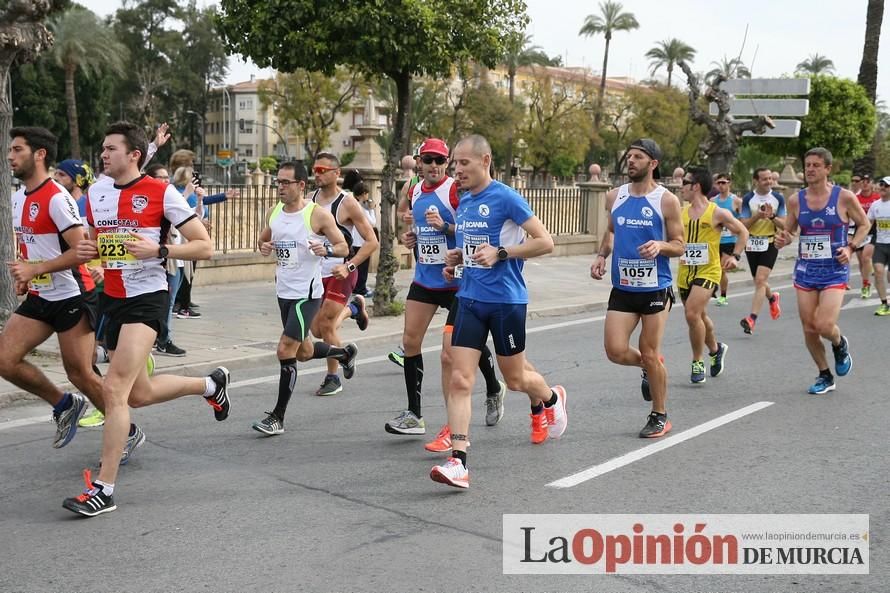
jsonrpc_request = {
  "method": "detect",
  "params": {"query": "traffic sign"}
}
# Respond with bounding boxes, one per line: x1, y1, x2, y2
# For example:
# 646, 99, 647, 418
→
217, 150, 233, 159
737, 119, 802, 138
712, 78, 811, 138
710, 99, 809, 117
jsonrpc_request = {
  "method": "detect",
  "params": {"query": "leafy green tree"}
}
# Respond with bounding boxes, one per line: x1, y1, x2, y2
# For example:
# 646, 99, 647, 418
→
50, 6, 128, 158
645, 38, 696, 87
578, 1, 638, 128
217, 0, 528, 313
259, 68, 365, 163
795, 53, 835, 75
502, 33, 551, 181
464, 81, 523, 170
706, 56, 751, 86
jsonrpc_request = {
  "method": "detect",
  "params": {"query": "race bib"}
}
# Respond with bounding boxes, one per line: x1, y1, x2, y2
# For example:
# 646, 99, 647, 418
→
417, 234, 447, 265
746, 235, 769, 252
617, 257, 658, 288
800, 234, 832, 260
27, 260, 54, 291
274, 240, 299, 267
97, 232, 142, 270
681, 242, 709, 266
462, 233, 492, 269
877, 219, 890, 243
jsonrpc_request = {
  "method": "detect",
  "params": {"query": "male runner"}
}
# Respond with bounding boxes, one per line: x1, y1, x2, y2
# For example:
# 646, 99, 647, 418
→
710, 172, 742, 305
63, 121, 230, 516
310, 152, 379, 396
383, 138, 506, 444
1, 127, 103, 449
774, 147, 869, 394
590, 138, 684, 438
430, 135, 566, 489
678, 167, 748, 383
739, 168, 785, 333
850, 174, 880, 298
251, 162, 358, 435
867, 177, 890, 315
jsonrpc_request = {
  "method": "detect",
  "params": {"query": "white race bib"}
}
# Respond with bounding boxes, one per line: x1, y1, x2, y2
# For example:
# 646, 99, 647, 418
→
876, 219, 890, 244
617, 257, 658, 288
800, 234, 832, 260
681, 242, 709, 266
462, 233, 492, 269
746, 235, 769, 252
274, 240, 299, 267
417, 234, 447, 265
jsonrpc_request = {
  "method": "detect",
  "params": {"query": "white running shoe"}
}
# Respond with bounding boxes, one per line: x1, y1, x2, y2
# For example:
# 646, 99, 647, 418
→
430, 457, 469, 489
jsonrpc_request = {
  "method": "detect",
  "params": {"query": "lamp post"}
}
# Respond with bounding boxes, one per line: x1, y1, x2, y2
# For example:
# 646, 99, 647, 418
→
247, 119, 289, 158
185, 109, 206, 172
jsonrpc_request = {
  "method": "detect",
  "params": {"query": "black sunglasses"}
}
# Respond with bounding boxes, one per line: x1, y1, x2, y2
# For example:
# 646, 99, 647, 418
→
420, 155, 447, 165
681, 179, 695, 186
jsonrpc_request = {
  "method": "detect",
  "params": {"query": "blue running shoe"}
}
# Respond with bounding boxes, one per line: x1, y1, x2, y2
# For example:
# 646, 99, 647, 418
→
832, 336, 852, 376
710, 343, 729, 377
808, 375, 836, 395
690, 360, 707, 384
53, 392, 87, 449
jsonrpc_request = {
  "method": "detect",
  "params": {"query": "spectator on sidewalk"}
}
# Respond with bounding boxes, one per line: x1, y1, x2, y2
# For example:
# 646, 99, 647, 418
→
170, 166, 205, 319
350, 182, 378, 297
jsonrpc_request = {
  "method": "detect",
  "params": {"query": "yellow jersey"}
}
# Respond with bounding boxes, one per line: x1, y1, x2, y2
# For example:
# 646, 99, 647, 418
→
679, 201, 723, 288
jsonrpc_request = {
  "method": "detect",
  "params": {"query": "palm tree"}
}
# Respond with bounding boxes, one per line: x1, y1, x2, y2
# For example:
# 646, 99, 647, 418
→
852, 0, 884, 176
705, 56, 751, 86
578, 1, 639, 127
503, 33, 551, 183
50, 7, 128, 159
795, 53, 835, 75
645, 39, 696, 87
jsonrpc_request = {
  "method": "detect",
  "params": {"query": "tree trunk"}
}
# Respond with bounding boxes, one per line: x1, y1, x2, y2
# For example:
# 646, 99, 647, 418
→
372, 71, 412, 315
594, 34, 611, 130
504, 69, 516, 185
667, 63, 673, 88
0, 62, 20, 322
64, 60, 81, 159
853, 0, 884, 176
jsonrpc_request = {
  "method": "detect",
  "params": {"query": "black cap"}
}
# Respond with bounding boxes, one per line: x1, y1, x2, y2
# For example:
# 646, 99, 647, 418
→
626, 138, 663, 179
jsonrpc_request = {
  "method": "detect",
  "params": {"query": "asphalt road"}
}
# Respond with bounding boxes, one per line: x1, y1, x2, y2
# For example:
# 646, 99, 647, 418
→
0, 281, 885, 593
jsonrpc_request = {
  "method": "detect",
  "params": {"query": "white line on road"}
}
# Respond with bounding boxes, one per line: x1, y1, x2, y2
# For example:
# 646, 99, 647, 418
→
546, 401, 775, 488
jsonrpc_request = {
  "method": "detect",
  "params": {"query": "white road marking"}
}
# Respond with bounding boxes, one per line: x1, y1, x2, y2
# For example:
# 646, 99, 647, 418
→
546, 401, 775, 488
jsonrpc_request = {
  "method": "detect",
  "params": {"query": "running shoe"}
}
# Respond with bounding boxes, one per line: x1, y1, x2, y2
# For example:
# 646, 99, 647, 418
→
807, 375, 836, 394
53, 392, 87, 449
690, 360, 706, 384
715, 296, 728, 306
146, 353, 155, 376
155, 341, 186, 357
640, 369, 651, 401
709, 343, 729, 377
530, 412, 548, 444
176, 308, 202, 319
429, 457, 469, 489
315, 374, 342, 396
120, 424, 146, 465
78, 407, 105, 428
424, 425, 452, 452
351, 294, 369, 331
861, 285, 872, 299
769, 292, 782, 320
484, 380, 507, 426
832, 335, 852, 377
639, 412, 672, 438
340, 343, 358, 380
875, 304, 890, 316
544, 385, 568, 439
62, 469, 116, 517
385, 410, 426, 435
205, 366, 231, 420
740, 315, 756, 334
387, 350, 405, 368
95, 344, 109, 363
253, 412, 284, 436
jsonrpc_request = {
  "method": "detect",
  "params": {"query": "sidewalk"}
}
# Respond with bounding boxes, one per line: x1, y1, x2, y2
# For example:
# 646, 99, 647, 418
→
0, 249, 799, 407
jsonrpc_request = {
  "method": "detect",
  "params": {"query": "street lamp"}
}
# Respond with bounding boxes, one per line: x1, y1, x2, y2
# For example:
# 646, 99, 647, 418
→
246, 119, 289, 158
185, 109, 206, 172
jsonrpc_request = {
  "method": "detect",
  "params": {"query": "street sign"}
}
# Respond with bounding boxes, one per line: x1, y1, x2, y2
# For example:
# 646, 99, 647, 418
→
710, 99, 809, 117
721, 78, 811, 95
712, 78, 811, 138
216, 150, 233, 159
737, 119, 802, 138
217, 149, 234, 168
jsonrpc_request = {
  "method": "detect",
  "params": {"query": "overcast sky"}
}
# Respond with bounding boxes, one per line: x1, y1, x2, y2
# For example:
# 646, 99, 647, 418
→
80, 0, 888, 102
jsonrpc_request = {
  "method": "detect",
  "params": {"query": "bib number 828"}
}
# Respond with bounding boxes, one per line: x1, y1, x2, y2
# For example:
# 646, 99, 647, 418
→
420, 244, 440, 255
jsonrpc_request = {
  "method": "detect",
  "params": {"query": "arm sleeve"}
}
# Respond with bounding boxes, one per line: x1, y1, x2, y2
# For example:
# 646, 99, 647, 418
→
164, 185, 199, 228
49, 191, 85, 233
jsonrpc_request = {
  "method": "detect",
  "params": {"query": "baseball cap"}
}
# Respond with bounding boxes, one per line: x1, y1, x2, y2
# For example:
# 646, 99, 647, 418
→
418, 138, 449, 158
879, 176, 890, 186
625, 138, 662, 179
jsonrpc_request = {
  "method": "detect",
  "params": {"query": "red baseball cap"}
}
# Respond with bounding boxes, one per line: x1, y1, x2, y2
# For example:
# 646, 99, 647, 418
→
419, 138, 449, 157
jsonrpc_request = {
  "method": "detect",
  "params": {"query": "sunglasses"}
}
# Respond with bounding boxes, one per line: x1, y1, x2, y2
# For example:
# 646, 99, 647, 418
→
715, 180, 729, 185
681, 179, 695, 186
420, 155, 447, 165
275, 178, 300, 187
313, 166, 337, 175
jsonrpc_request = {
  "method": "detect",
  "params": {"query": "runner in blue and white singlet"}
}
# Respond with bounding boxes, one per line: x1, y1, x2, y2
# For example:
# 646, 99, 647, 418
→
609, 184, 673, 294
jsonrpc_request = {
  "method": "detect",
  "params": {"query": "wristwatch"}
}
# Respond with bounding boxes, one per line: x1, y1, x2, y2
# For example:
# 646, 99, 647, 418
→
497, 246, 509, 262
732, 253, 742, 261
158, 245, 169, 258
441, 221, 450, 234
346, 262, 357, 273
324, 244, 334, 258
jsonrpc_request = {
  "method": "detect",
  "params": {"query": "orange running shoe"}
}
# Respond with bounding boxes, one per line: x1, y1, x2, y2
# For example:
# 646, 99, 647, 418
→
769, 292, 782, 320
530, 412, 548, 444
424, 425, 451, 452
740, 315, 756, 334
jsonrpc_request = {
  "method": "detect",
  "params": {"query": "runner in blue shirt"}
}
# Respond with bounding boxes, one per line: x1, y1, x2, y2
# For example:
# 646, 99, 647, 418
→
710, 172, 742, 305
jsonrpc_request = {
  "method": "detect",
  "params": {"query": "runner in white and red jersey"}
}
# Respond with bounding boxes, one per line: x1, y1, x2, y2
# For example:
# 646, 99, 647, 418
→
62, 122, 229, 517
0, 126, 104, 451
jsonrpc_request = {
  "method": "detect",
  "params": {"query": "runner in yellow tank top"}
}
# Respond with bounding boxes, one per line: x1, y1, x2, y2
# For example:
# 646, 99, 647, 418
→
678, 168, 749, 384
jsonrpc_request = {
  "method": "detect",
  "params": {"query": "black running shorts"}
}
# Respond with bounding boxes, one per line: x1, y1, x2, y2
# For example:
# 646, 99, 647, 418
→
745, 242, 779, 275
277, 297, 321, 341
99, 290, 167, 350
678, 278, 719, 302
607, 287, 674, 316
15, 292, 96, 333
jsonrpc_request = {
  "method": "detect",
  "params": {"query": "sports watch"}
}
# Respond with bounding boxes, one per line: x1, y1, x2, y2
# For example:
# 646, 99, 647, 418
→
346, 262, 357, 273
497, 246, 509, 262
158, 245, 169, 258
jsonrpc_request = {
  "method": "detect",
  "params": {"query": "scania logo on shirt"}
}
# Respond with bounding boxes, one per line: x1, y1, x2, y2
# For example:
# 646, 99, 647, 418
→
641, 206, 654, 218
28, 203, 39, 221
132, 195, 149, 213
463, 220, 489, 229
618, 217, 654, 227
478, 204, 490, 217
97, 218, 139, 227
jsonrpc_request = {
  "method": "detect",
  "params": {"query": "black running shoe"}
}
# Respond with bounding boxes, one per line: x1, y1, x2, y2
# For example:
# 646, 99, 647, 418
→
709, 343, 728, 377
156, 341, 187, 357
340, 343, 358, 380
205, 367, 231, 420
639, 412, 672, 438
62, 469, 116, 517
252, 412, 284, 436
640, 370, 651, 402
352, 295, 369, 331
